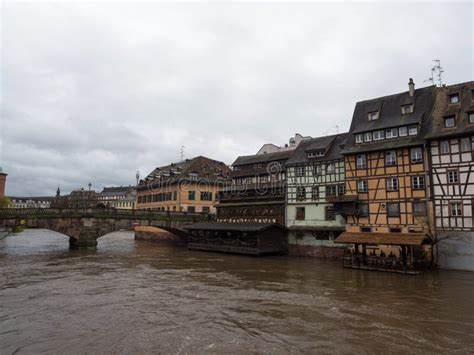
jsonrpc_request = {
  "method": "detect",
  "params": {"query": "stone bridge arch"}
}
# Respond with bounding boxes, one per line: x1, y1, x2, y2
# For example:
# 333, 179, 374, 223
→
0, 208, 210, 249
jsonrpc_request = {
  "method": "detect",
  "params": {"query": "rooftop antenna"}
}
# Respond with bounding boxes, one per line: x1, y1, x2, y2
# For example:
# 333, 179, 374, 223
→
425, 59, 444, 87
180, 145, 185, 161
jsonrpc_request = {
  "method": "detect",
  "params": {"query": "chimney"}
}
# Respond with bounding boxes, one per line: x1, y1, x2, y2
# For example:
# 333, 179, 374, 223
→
408, 78, 415, 97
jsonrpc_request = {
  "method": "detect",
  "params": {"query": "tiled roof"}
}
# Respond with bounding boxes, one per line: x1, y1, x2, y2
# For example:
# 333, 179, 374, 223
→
285, 133, 348, 165
343, 85, 437, 154
184, 222, 286, 232
425, 81, 474, 139
138, 156, 231, 189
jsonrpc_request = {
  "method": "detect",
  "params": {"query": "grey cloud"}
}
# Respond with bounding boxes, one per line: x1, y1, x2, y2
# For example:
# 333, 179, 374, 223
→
1, 1, 472, 196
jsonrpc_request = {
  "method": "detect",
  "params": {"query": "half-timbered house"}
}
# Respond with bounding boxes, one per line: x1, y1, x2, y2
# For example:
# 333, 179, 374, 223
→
426, 81, 474, 271
285, 133, 348, 258
187, 136, 309, 255
333, 79, 437, 273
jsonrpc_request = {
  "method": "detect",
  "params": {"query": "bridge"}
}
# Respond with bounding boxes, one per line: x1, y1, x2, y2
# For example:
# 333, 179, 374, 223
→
0, 208, 211, 249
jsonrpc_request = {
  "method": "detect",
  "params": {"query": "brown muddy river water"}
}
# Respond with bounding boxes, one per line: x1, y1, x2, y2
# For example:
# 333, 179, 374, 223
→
1, 229, 473, 354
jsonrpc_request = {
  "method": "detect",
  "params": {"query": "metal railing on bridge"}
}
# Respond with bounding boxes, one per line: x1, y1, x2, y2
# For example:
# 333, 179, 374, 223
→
0, 208, 214, 221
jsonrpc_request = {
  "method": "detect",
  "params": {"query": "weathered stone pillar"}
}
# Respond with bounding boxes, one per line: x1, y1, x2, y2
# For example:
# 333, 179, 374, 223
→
69, 230, 98, 250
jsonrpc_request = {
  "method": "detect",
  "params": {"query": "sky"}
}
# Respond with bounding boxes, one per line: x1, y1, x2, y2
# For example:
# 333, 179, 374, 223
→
1, 0, 473, 196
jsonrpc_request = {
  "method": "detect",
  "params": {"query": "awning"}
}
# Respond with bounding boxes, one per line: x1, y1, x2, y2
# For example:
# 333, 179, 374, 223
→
184, 222, 287, 232
334, 232, 429, 246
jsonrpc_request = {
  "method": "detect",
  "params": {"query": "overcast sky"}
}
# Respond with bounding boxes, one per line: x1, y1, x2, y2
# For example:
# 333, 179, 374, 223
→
1, 1, 472, 196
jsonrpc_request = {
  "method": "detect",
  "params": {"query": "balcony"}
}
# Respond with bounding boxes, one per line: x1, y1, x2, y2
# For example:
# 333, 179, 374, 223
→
330, 195, 359, 215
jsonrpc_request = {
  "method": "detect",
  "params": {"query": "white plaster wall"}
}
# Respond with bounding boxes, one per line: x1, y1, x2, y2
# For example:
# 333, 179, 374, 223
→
437, 232, 474, 271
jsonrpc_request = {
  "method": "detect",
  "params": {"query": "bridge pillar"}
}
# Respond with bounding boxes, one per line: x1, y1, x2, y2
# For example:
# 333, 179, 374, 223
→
69, 230, 98, 250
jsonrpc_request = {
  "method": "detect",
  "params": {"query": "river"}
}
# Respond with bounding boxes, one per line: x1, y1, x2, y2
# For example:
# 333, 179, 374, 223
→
1, 229, 473, 354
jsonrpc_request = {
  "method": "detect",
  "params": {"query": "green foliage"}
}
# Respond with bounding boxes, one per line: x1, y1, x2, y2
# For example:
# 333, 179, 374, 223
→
0, 196, 11, 208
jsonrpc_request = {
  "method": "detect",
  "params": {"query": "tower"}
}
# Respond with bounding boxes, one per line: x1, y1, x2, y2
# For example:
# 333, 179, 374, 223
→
0, 167, 7, 198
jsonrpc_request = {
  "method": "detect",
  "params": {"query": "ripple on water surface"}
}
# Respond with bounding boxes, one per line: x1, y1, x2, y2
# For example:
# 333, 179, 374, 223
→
1, 229, 473, 354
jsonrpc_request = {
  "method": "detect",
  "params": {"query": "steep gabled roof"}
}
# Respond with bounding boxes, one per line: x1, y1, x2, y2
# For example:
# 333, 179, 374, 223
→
285, 133, 349, 165
138, 156, 231, 189
425, 81, 474, 139
232, 150, 295, 166
343, 85, 437, 154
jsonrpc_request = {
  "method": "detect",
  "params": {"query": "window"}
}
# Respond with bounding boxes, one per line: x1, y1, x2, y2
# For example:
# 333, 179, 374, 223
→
307, 152, 316, 158
358, 204, 369, 217
449, 202, 462, 216
356, 134, 363, 143
448, 170, 459, 184
390, 228, 402, 233
187, 206, 195, 213
326, 185, 337, 197
449, 93, 460, 104
469, 112, 474, 124
368, 111, 379, 121
200, 192, 212, 201
259, 175, 268, 183
236, 178, 243, 185
444, 116, 455, 128
314, 165, 322, 176
189, 172, 199, 181
386, 128, 398, 139
361, 226, 371, 232
188, 191, 195, 200
412, 175, 425, 190
356, 154, 367, 169
386, 177, 398, 191
326, 163, 335, 173
296, 187, 306, 201
202, 206, 210, 213
364, 132, 372, 142
311, 186, 319, 200
296, 207, 305, 220
387, 203, 400, 217
399, 126, 408, 137
325, 206, 336, 220
373, 130, 385, 141
401, 104, 414, 114
296, 166, 305, 177
408, 125, 418, 135
385, 150, 397, 166
461, 137, 471, 152
410, 147, 423, 163
338, 184, 346, 196
253, 164, 262, 169
440, 140, 450, 154
357, 180, 368, 192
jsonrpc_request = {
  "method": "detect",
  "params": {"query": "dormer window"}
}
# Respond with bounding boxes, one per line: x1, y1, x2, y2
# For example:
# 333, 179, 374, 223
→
408, 125, 418, 136
189, 172, 199, 180
444, 115, 455, 128
368, 111, 379, 121
355, 134, 363, 143
307, 150, 325, 158
468, 112, 474, 124
253, 164, 262, 169
364, 132, 372, 142
373, 130, 384, 141
401, 104, 414, 114
385, 128, 398, 139
449, 93, 460, 104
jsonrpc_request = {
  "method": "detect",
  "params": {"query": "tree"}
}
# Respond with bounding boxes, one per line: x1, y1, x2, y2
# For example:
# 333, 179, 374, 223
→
0, 196, 11, 208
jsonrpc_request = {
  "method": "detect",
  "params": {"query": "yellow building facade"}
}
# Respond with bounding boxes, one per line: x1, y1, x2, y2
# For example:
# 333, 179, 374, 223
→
135, 156, 231, 213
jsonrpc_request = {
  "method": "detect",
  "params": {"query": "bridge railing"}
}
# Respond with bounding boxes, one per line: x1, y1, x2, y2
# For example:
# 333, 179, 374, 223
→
0, 208, 215, 221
